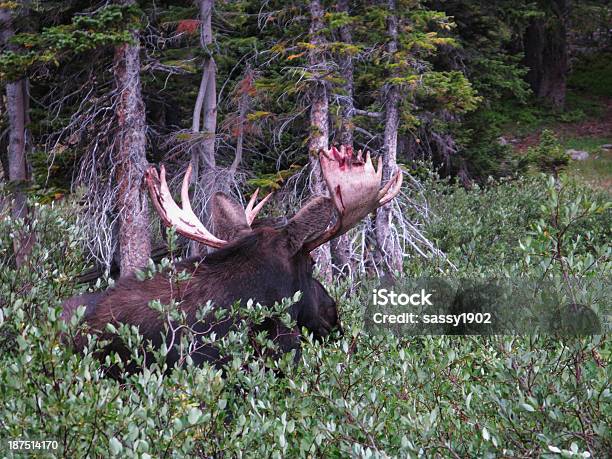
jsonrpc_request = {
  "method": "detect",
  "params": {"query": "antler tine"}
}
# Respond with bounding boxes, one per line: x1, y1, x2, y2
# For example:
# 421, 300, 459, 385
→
376, 167, 402, 201
378, 171, 403, 206
146, 165, 227, 248
245, 187, 259, 214
245, 188, 274, 226
375, 153, 383, 180
180, 163, 194, 214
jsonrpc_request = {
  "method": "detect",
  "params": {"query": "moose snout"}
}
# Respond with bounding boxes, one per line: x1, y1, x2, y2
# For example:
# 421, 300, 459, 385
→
312, 301, 343, 340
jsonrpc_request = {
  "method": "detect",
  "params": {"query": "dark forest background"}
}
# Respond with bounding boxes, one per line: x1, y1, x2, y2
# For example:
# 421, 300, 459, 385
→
1, 0, 610, 277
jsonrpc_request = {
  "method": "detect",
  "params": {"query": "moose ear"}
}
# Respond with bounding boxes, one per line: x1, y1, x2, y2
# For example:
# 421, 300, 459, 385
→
283, 197, 335, 255
212, 192, 250, 240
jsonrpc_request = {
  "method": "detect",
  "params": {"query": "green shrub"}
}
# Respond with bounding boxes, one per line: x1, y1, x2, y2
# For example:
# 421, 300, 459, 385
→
416, 172, 610, 276
415, 175, 547, 274
0, 178, 610, 458
526, 130, 570, 176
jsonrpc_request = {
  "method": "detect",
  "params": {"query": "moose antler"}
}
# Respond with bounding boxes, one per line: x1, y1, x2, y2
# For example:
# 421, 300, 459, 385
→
145, 164, 272, 248
304, 145, 403, 252
146, 164, 227, 248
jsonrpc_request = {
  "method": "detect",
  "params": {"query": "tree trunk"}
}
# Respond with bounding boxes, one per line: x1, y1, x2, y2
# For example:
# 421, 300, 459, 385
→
524, 0, 570, 110
329, 0, 354, 277
190, 0, 217, 256
113, 0, 151, 275
0, 92, 8, 180
375, 0, 403, 274
336, 0, 354, 147
5, 80, 27, 219
229, 70, 251, 175
308, 0, 332, 281
201, 68, 216, 173
1, 7, 33, 267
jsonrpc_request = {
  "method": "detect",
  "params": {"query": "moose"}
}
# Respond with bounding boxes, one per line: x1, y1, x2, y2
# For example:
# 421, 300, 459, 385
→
62, 145, 402, 374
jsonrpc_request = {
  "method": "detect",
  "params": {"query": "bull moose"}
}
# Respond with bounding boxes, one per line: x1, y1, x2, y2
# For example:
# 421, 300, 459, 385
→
62, 145, 402, 374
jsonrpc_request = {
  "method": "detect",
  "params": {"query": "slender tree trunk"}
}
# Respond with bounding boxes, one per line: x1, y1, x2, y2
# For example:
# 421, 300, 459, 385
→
1, 7, 33, 267
229, 70, 252, 175
191, 58, 217, 174
197, 0, 217, 171
308, 0, 332, 281
329, 0, 354, 277
337, 0, 354, 147
375, 0, 403, 274
113, 0, 151, 275
190, 0, 217, 255
0, 94, 8, 180
5, 80, 27, 219
524, 0, 570, 110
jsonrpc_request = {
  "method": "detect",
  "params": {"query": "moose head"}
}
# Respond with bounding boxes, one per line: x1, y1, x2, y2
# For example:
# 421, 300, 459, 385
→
63, 145, 402, 374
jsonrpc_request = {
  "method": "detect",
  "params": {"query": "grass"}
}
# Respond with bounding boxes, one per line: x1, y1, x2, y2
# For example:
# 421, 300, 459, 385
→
564, 136, 612, 153
565, 139, 612, 191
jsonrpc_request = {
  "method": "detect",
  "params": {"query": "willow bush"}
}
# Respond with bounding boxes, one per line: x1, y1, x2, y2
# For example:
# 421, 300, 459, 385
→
0, 175, 610, 458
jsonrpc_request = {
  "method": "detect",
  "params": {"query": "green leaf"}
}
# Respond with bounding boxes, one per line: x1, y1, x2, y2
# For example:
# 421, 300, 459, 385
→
109, 437, 123, 455
520, 403, 536, 412
188, 407, 202, 425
